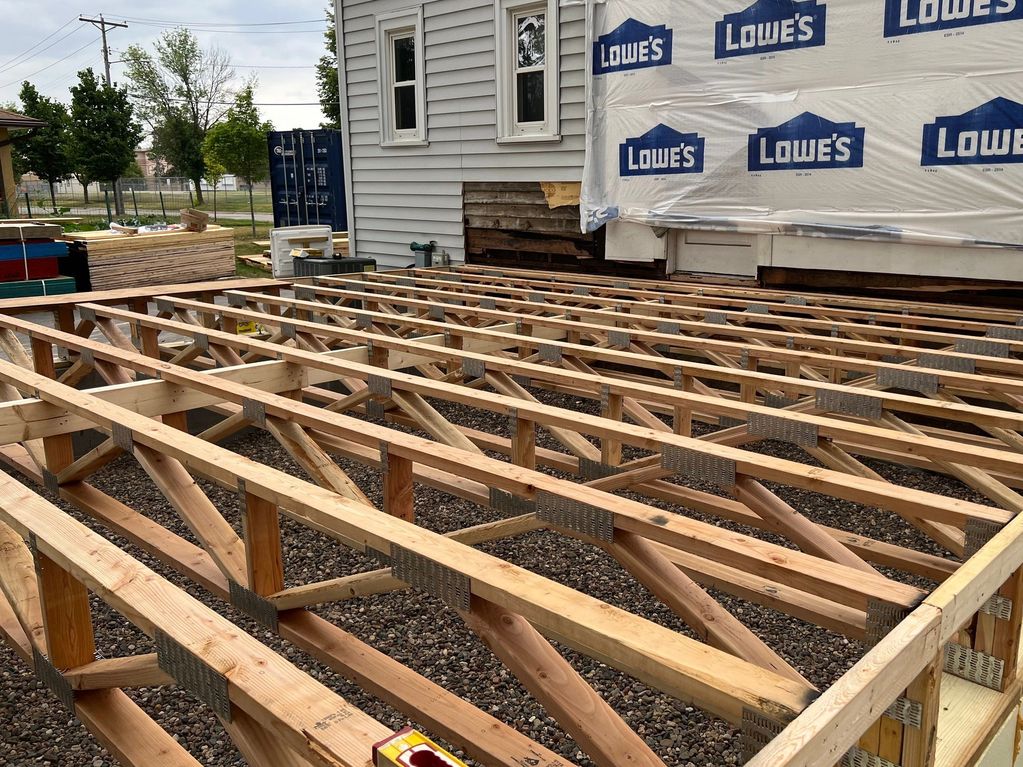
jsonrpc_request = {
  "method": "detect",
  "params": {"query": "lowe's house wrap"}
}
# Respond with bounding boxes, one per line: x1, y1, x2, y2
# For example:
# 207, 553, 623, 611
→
581, 0, 1023, 247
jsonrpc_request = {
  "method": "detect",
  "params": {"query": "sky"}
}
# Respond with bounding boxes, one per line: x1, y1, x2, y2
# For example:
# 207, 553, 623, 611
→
0, 0, 332, 138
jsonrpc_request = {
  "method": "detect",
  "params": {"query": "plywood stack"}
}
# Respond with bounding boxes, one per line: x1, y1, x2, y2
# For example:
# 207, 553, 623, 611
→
63, 225, 235, 291
0, 222, 76, 298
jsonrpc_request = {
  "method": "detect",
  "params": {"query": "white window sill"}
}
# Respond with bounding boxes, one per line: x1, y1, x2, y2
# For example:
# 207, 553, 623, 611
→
496, 134, 562, 145
379, 139, 430, 148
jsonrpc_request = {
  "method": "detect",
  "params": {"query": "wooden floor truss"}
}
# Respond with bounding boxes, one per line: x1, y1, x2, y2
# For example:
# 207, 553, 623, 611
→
0, 270, 1022, 766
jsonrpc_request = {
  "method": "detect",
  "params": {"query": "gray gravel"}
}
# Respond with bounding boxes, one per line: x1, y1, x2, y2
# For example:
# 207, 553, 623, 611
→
0, 385, 988, 766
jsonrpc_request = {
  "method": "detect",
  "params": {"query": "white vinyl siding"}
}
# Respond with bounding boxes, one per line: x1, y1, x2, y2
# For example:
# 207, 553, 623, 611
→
338, 0, 586, 269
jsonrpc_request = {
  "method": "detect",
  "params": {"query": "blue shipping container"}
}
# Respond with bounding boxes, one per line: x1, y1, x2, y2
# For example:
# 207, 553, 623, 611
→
267, 129, 348, 231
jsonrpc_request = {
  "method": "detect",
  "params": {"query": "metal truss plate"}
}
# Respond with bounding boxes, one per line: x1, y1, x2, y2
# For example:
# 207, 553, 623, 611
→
917, 353, 975, 374
366, 546, 392, 567
366, 400, 387, 421
538, 343, 563, 363
443, 296, 465, 307
32, 647, 76, 713
739, 708, 784, 761
572, 285, 590, 296
512, 374, 531, 388
763, 393, 799, 409
242, 398, 266, 427
228, 580, 279, 631
865, 599, 909, 647
784, 295, 808, 306
391, 545, 472, 611
440, 273, 462, 283
489, 488, 537, 517
367, 374, 392, 398
528, 292, 545, 303
111, 423, 134, 451
884, 697, 923, 729
42, 469, 59, 495
479, 297, 497, 310
704, 311, 728, 325
814, 389, 884, 420
614, 281, 629, 290
881, 354, 909, 364
747, 412, 819, 448
745, 302, 771, 315
578, 458, 621, 481
78, 305, 97, 323
226, 292, 247, 308
944, 642, 1004, 690
842, 747, 900, 767
355, 313, 373, 329
294, 285, 317, 301
980, 594, 1013, 622
79, 347, 94, 367
987, 325, 1023, 341
535, 491, 615, 542
719, 416, 746, 429
660, 445, 736, 488
396, 277, 416, 288
156, 630, 232, 720
278, 322, 296, 340
964, 518, 1003, 559
955, 338, 1010, 358
462, 357, 486, 380
876, 367, 939, 395
429, 305, 445, 321
608, 330, 631, 348
656, 321, 681, 335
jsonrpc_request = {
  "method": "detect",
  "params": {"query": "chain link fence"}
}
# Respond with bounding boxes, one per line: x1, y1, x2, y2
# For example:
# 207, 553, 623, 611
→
6, 177, 272, 223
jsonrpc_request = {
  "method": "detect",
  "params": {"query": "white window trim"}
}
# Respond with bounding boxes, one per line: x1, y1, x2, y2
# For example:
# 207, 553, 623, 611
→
376, 7, 427, 147
495, 0, 560, 143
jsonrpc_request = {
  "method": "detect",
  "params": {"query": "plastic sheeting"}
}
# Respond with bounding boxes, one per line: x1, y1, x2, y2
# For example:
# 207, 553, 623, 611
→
580, 0, 1023, 248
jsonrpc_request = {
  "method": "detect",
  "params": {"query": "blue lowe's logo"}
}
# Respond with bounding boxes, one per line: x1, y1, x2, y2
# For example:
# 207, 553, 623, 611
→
593, 18, 673, 75
884, 0, 1021, 37
715, 0, 826, 59
922, 97, 1023, 166
748, 112, 865, 171
620, 125, 705, 176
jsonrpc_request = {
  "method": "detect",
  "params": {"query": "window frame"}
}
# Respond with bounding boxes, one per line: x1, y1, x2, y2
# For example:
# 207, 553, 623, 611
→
376, 7, 427, 147
495, 0, 560, 143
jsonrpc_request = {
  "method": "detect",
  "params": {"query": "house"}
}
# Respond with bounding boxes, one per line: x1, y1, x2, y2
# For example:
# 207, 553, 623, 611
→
0, 109, 46, 218
332, 1, 1023, 293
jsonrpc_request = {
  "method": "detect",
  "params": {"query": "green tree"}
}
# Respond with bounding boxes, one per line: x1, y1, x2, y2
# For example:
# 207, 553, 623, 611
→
69, 68, 143, 215
203, 157, 227, 221
122, 28, 236, 204
316, 6, 340, 128
17, 83, 73, 212
202, 86, 272, 235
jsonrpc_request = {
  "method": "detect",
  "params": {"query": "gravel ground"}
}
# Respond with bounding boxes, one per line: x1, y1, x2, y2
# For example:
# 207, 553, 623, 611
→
0, 386, 990, 766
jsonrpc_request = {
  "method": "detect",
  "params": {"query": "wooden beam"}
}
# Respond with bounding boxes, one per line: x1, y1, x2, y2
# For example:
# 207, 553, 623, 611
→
0, 519, 46, 653
64, 653, 174, 690
266, 416, 373, 505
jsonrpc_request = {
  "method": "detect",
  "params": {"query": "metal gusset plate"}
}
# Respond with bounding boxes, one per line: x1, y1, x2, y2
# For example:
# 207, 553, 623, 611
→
884, 697, 923, 729
538, 343, 563, 363
763, 393, 799, 409
78, 305, 98, 322
964, 518, 1003, 559
718, 416, 746, 429
944, 642, 1004, 691
365, 400, 387, 421
156, 630, 232, 720
355, 314, 373, 329
294, 285, 318, 301
865, 599, 909, 646
814, 389, 884, 420
32, 648, 76, 713
880, 354, 909, 365
391, 545, 472, 611
479, 297, 496, 310
42, 469, 60, 495
367, 374, 392, 398
875, 367, 939, 395
489, 487, 537, 517
229, 581, 279, 631
572, 285, 590, 296
842, 747, 901, 767
915, 353, 973, 374
429, 305, 445, 321
660, 445, 736, 488
527, 292, 545, 303
535, 491, 615, 542
745, 302, 770, 314
111, 423, 134, 452
614, 281, 629, 290
980, 594, 1013, 622
79, 347, 94, 366
704, 311, 728, 325
747, 412, 819, 448
242, 398, 267, 427
578, 458, 621, 481
987, 325, 1023, 341
954, 338, 1010, 358
656, 321, 681, 335
608, 330, 631, 348
784, 295, 808, 306
226, 292, 248, 308
462, 357, 486, 380
739, 708, 784, 761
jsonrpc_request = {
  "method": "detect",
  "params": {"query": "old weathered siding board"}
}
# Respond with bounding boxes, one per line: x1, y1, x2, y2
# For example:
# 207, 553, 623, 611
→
338, 0, 587, 268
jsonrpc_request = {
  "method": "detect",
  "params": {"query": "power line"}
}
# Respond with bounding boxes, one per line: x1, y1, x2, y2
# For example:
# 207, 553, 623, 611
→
124, 22, 326, 34
0, 21, 84, 75
119, 16, 326, 27
0, 35, 101, 91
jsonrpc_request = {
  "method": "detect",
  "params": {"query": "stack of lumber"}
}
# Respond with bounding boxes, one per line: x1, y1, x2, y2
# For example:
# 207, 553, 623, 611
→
63, 225, 235, 291
0, 222, 75, 297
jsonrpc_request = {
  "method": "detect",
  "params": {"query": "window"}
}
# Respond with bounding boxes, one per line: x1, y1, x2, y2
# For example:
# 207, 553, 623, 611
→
376, 8, 426, 145
496, 0, 559, 142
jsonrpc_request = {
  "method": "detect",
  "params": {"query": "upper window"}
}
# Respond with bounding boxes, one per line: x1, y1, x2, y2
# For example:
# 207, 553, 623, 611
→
376, 8, 427, 146
496, 0, 559, 142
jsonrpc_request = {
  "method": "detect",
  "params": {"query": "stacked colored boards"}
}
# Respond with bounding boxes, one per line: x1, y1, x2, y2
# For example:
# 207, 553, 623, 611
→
0, 223, 73, 298
62, 226, 236, 291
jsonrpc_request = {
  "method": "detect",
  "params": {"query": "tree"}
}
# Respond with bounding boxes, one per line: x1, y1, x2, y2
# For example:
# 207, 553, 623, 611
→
203, 157, 227, 221
17, 83, 73, 212
68, 68, 143, 215
316, 6, 341, 128
202, 86, 272, 235
122, 28, 236, 204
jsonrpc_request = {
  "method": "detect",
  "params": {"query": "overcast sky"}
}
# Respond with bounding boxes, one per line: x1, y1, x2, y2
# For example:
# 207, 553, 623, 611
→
0, 1, 332, 138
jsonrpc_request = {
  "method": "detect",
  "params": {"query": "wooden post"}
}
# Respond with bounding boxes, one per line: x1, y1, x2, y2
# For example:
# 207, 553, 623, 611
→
600, 388, 623, 467
511, 414, 536, 470
36, 550, 95, 668
242, 491, 285, 596
31, 339, 74, 478
382, 446, 414, 523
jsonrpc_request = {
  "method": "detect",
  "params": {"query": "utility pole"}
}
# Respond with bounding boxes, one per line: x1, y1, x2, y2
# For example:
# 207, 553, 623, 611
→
78, 15, 128, 86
